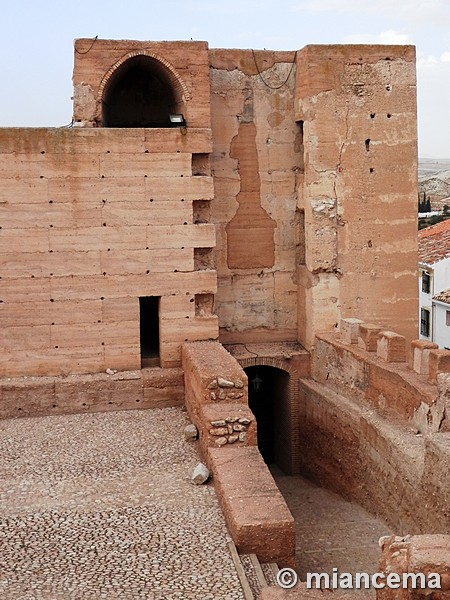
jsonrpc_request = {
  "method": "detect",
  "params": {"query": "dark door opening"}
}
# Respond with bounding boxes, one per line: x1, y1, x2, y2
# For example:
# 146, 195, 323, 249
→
103, 56, 176, 127
140, 297, 160, 368
245, 365, 290, 471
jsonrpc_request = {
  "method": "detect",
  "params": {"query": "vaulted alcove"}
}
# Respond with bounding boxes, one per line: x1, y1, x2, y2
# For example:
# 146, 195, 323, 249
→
101, 55, 183, 127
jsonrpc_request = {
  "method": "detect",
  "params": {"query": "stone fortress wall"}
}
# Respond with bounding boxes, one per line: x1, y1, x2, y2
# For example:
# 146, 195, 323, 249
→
2, 38, 450, 575
1, 40, 418, 380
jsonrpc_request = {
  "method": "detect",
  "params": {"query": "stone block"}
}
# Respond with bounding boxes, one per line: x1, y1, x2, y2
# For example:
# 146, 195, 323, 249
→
377, 331, 406, 363
358, 323, 382, 352
207, 446, 296, 566
184, 424, 198, 441
428, 349, 450, 384
191, 463, 210, 485
410, 339, 439, 375
142, 386, 185, 408
340, 318, 363, 345
1, 378, 56, 418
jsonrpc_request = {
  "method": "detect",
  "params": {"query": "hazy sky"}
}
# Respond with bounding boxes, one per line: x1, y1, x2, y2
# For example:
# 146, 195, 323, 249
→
1, 0, 449, 157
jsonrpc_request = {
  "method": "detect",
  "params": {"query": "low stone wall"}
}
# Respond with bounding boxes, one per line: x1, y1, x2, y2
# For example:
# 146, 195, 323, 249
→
182, 340, 296, 566
378, 535, 450, 600
313, 323, 449, 434
297, 377, 450, 534
209, 445, 296, 566
0, 367, 184, 419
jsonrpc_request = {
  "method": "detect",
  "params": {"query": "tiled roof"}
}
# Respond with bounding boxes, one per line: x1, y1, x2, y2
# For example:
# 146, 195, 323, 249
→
433, 289, 450, 304
418, 218, 450, 265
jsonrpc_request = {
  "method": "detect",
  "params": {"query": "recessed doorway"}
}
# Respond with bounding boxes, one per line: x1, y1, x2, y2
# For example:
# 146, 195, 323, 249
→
140, 296, 160, 368
245, 365, 290, 471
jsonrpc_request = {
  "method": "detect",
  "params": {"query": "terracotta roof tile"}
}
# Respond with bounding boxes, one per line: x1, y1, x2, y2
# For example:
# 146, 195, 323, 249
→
433, 289, 450, 304
418, 218, 450, 265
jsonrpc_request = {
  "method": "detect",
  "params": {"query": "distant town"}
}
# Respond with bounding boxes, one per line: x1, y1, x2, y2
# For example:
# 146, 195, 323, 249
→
418, 158, 450, 229
418, 158, 450, 348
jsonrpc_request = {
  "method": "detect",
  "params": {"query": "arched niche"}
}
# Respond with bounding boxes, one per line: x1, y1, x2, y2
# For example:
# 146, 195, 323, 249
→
98, 52, 189, 127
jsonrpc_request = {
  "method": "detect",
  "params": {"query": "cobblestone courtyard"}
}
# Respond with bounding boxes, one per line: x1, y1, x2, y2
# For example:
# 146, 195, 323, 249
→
0, 408, 245, 600
0, 407, 392, 599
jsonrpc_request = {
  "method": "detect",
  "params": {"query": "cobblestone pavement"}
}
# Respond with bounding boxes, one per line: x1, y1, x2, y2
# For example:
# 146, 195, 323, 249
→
0, 408, 246, 600
273, 467, 392, 594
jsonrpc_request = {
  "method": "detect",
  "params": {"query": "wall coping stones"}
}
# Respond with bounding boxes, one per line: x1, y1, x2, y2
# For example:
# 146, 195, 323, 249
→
340, 318, 364, 345
377, 331, 406, 363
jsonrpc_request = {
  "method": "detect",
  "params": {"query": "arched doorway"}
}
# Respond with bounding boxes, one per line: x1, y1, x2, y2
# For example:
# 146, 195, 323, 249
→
245, 365, 290, 471
102, 55, 178, 127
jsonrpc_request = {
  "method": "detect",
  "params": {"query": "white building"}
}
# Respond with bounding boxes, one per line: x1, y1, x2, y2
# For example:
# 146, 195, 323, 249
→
418, 219, 450, 347
432, 290, 450, 350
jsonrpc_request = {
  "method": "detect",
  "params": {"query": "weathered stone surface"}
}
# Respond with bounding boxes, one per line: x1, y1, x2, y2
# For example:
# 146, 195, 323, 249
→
207, 445, 296, 565
429, 349, 450, 384
227, 391, 244, 399
215, 437, 228, 447
340, 318, 363, 345
209, 427, 228, 436
411, 339, 439, 375
233, 423, 246, 432
217, 377, 234, 388
377, 331, 406, 363
378, 535, 450, 600
358, 323, 382, 352
191, 462, 210, 485
184, 423, 198, 441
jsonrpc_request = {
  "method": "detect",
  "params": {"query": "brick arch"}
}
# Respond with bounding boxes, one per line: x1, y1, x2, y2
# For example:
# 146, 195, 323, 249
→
238, 356, 299, 378
96, 51, 191, 123
239, 357, 300, 475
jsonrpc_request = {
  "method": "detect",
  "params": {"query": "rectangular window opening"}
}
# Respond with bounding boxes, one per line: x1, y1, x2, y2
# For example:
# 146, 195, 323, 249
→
422, 272, 431, 294
140, 296, 160, 368
295, 120, 305, 173
446, 310, 450, 327
420, 308, 430, 338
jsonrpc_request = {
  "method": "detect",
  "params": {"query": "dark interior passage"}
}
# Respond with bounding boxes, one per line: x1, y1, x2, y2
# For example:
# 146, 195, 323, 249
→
245, 365, 290, 470
140, 296, 160, 367
103, 56, 176, 127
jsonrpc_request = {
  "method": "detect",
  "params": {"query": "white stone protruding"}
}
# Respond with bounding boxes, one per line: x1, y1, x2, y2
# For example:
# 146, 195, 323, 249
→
340, 318, 364, 345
